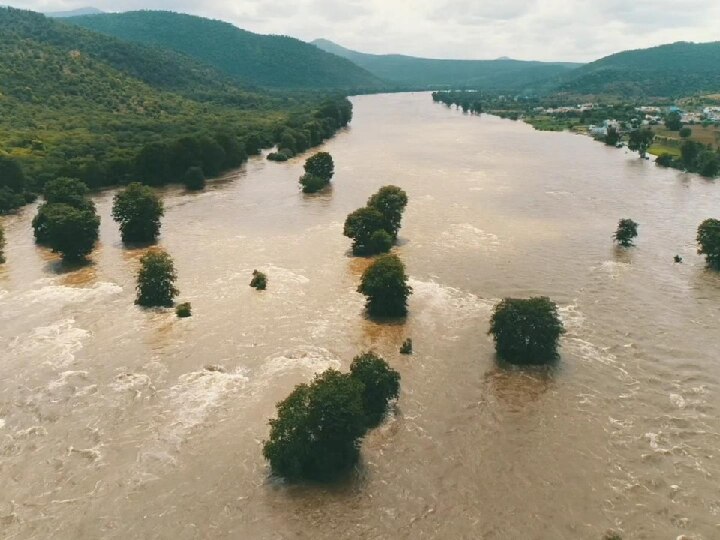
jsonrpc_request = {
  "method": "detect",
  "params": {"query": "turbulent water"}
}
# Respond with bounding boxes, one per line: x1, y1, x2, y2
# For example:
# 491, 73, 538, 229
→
1, 93, 720, 539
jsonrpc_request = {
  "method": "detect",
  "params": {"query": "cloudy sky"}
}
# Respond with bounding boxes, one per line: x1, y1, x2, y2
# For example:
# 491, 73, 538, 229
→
8, 0, 720, 62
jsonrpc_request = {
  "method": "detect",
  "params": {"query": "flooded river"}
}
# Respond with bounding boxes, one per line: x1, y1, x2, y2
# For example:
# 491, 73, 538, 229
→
1, 93, 720, 539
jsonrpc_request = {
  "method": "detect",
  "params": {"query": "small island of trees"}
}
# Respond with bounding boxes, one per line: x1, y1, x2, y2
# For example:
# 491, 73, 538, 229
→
31, 177, 100, 262
489, 297, 565, 365
358, 254, 412, 318
300, 152, 335, 193
112, 183, 165, 244
135, 249, 179, 307
262, 352, 400, 482
344, 185, 408, 255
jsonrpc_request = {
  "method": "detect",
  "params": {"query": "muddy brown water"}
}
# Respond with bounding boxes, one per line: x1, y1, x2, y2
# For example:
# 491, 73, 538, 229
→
1, 93, 720, 539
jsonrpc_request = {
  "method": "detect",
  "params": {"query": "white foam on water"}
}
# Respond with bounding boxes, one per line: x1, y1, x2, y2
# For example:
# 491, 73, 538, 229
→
260, 346, 342, 379
47, 370, 90, 390
436, 223, 501, 251
670, 393, 687, 409
409, 279, 494, 336
595, 260, 631, 279
23, 281, 122, 306
8, 319, 89, 368
0, 419, 5, 429
558, 302, 586, 334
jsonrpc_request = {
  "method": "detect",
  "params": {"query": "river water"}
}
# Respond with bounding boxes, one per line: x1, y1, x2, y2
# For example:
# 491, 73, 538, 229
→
1, 93, 719, 539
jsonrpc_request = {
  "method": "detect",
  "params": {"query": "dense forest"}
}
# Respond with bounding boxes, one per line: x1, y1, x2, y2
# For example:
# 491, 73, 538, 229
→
555, 41, 720, 98
68, 11, 385, 90
312, 39, 580, 91
0, 8, 353, 213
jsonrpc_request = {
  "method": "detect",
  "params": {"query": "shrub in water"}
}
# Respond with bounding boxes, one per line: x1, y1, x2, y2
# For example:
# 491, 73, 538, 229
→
250, 269, 267, 290
614, 218, 638, 247
136, 249, 179, 307
357, 254, 412, 318
349, 351, 400, 427
175, 302, 192, 318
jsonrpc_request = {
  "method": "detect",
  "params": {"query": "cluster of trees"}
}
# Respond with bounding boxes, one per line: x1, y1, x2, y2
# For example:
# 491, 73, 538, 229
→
263, 351, 400, 481
31, 177, 100, 262
432, 91, 483, 114
112, 183, 164, 244
656, 140, 720, 178
0, 9, 356, 210
299, 152, 335, 193
267, 100, 353, 162
344, 186, 408, 256
0, 157, 36, 214
698, 219, 720, 270
358, 254, 412, 318
627, 128, 655, 158
488, 297, 565, 365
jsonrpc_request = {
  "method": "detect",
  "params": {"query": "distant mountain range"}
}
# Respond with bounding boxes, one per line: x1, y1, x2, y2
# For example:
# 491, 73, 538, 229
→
45, 7, 104, 18
67, 11, 384, 90
554, 41, 720, 98
312, 38, 581, 92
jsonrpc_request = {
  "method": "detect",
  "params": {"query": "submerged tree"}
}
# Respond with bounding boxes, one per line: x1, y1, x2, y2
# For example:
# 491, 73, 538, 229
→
344, 206, 387, 255
262, 369, 368, 482
697, 218, 720, 270
349, 352, 400, 428
43, 204, 100, 262
299, 173, 327, 194
33, 178, 95, 245
358, 254, 412, 318
175, 302, 192, 318
488, 297, 565, 365
250, 269, 267, 290
183, 166, 206, 191
614, 219, 639, 247
135, 249, 179, 307
112, 182, 164, 244
367, 185, 408, 240
304, 152, 334, 181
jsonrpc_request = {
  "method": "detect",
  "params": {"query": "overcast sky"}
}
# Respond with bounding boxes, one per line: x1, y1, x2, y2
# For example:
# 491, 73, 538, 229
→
8, 0, 720, 62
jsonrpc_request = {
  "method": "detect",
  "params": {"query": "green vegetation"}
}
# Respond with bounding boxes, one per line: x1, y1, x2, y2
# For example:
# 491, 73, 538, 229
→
0, 8, 354, 207
175, 302, 192, 318
183, 166, 206, 191
488, 297, 565, 365
665, 112, 682, 131
69, 11, 384, 90
250, 270, 267, 290
628, 129, 655, 158
399, 338, 413, 355
432, 92, 482, 114
679, 127, 692, 139
313, 38, 579, 91
344, 186, 408, 256
262, 353, 400, 482
31, 177, 99, 261
300, 152, 335, 193
112, 182, 164, 244
555, 41, 720, 98
0, 223, 5, 264
358, 254, 412, 318
654, 139, 720, 177
614, 219, 639, 247
697, 219, 720, 270
605, 127, 620, 146
135, 249, 179, 307
42, 203, 100, 262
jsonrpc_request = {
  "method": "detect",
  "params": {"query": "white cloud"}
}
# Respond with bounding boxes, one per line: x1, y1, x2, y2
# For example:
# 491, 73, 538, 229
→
7, 0, 720, 62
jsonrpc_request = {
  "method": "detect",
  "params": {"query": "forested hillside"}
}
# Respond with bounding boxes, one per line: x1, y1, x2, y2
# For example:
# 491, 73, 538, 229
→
312, 39, 580, 91
555, 41, 720, 98
0, 8, 353, 213
68, 11, 385, 90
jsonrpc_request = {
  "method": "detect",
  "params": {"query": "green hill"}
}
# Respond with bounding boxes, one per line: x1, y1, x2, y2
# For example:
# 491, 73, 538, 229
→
67, 11, 385, 90
0, 7, 353, 212
554, 41, 720, 98
312, 38, 581, 91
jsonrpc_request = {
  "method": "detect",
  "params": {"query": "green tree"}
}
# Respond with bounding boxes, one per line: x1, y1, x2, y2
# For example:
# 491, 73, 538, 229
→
183, 166, 206, 191
136, 249, 179, 307
628, 129, 654, 158
349, 352, 400, 428
43, 177, 90, 207
0, 156, 27, 193
680, 140, 701, 168
604, 126, 620, 146
299, 173, 328, 194
112, 182, 164, 244
358, 254, 412, 318
250, 270, 267, 290
0, 223, 5, 264
344, 206, 386, 255
304, 152, 334, 181
488, 297, 565, 365
665, 112, 682, 131
367, 185, 408, 240
614, 218, 639, 247
262, 369, 367, 482
655, 153, 674, 167
697, 218, 720, 270
43, 204, 100, 262
368, 229, 393, 254
679, 127, 692, 138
